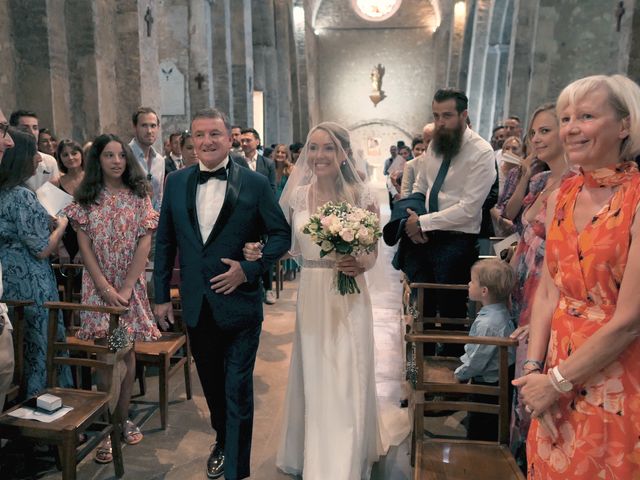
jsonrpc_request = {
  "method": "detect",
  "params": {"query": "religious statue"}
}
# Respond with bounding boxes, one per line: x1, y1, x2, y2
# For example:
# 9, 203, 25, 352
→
369, 63, 387, 107
370, 64, 385, 92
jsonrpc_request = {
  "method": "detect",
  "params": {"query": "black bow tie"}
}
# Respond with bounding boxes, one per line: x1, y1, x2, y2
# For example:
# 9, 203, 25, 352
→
198, 167, 227, 184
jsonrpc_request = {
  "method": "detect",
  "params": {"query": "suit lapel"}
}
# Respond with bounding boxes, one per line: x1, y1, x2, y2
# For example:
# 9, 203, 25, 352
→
256, 155, 264, 176
186, 166, 203, 245
204, 160, 242, 248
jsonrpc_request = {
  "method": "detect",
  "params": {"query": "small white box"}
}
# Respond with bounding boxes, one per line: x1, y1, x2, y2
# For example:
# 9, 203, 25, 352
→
37, 394, 62, 412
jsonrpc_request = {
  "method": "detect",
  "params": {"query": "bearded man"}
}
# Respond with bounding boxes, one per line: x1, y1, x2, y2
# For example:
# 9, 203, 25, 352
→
404, 88, 495, 322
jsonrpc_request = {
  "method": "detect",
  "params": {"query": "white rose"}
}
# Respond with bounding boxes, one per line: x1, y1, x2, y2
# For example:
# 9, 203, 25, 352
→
340, 228, 355, 242
321, 240, 334, 252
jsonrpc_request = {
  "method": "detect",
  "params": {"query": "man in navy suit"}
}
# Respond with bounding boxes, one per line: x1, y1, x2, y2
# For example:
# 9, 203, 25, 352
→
239, 127, 278, 305
153, 109, 290, 480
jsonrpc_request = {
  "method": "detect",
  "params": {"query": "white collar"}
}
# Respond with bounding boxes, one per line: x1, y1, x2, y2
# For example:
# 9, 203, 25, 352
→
199, 156, 230, 172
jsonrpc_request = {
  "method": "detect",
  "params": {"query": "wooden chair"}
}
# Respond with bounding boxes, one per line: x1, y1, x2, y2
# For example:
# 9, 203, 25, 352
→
0, 302, 128, 480
409, 282, 475, 331
134, 307, 192, 429
3, 300, 33, 406
405, 330, 523, 480
51, 263, 84, 330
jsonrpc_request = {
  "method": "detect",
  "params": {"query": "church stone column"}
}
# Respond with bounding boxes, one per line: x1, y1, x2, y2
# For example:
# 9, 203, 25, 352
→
8, 0, 71, 134
0, 1, 18, 112
628, 1, 640, 80
274, 0, 294, 144
503, 0, 538, 125
230, 0, 253, 127
65, 0, 101, 141
98, 0, 161, 139
189, 0, 214, 114
431, 0, 453, 90
465, 0, 493, 130
303, 2, 320, 130
157, 0, 191, 134
252, 0, 278, 143
292, 2, 310, 141
94, 0, 120, 135
477, 0, 513, 139
211, 0, 234, 118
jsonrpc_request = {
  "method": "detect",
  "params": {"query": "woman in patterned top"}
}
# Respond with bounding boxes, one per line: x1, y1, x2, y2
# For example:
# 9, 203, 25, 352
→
515, 74, 640, 479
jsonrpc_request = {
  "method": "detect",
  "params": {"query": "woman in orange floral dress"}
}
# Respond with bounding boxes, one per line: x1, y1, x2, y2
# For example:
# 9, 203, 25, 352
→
513, 74, 640, 479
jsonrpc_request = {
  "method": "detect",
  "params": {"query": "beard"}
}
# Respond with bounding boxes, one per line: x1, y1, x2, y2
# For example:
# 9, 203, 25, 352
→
232, 140, 241, 148
432, 121, 464, 158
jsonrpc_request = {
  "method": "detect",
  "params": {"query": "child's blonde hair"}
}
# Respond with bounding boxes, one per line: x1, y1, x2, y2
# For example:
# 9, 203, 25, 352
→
471, 258, 514, 302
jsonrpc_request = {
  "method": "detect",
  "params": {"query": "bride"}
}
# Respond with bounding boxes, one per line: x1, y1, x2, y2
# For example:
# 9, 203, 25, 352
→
245, 122, 383, 479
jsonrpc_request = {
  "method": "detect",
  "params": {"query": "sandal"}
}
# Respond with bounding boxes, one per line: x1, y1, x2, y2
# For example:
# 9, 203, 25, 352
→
95, 437, 113, 464
122, 419, 143, 445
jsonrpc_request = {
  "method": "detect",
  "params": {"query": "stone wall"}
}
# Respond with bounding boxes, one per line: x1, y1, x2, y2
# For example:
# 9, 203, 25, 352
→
311, 0, 438, 177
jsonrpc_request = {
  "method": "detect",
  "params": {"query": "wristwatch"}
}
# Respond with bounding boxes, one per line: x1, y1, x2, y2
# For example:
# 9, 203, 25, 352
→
550, 366, 573, 393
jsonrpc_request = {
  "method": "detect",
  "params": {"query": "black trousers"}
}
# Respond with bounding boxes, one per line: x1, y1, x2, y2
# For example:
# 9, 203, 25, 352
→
187, 299, 262, 480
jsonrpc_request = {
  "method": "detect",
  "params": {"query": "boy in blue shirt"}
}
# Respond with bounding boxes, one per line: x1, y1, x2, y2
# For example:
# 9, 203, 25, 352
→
454, 258, 515, 440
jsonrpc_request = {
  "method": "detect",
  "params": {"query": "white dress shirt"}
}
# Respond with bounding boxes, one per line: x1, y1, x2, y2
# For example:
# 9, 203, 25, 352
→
129, 139, 165, 211
169, 152, 183, 170
196, 157, 229, 242
413, 127, 496, 234
400, 155, 422, 198
245, 152, 258, 171
26, 152, 60, 191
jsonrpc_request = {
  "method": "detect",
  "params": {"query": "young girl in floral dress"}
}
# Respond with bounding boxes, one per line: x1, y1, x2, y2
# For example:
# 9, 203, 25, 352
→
64, 134, 161, 463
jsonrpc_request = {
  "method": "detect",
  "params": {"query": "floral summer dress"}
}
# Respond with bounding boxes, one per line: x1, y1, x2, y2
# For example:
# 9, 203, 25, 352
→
527, 161, 640, 479
64, 189, 161, 341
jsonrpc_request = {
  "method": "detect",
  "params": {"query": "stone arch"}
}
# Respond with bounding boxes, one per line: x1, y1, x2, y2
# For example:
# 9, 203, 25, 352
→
348, 119, 414, 184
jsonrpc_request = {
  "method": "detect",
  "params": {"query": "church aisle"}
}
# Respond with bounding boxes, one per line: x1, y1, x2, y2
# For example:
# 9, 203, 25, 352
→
20, 189, 410, 480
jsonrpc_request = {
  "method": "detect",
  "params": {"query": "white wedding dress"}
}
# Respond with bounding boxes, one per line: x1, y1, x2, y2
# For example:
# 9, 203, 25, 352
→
276, 186, 384, 480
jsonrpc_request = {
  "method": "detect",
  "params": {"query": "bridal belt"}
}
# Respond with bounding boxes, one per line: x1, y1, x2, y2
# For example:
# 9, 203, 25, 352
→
301, 259, 335, 269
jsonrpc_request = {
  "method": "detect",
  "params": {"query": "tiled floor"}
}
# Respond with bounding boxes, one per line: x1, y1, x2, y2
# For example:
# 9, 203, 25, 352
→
1, 188, 420, 479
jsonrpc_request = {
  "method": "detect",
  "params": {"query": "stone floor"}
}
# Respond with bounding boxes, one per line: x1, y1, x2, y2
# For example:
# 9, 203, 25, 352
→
1, 189, 437, 480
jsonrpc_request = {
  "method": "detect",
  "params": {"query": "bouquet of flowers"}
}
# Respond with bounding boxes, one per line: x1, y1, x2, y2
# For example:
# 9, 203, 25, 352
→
302, 201, 382, 295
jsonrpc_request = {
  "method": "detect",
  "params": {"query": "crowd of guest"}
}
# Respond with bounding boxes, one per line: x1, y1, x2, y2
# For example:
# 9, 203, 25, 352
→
2, 71, 640, 478
385, 74, 640, 478
0, 106, 303, 465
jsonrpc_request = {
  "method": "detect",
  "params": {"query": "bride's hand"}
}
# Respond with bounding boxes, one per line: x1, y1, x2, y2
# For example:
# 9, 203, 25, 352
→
336, 255, 364, 277
242, 242, 263, 261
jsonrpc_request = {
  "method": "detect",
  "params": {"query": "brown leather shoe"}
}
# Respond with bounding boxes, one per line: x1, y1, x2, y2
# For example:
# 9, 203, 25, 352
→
206, 444, 224, 479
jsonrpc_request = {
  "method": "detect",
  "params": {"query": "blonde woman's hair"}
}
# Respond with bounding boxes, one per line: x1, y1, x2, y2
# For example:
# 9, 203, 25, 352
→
526, 102, 557, 141
274, 143, 294, 176
556, 74, 640, 162
472, 258, 515, 302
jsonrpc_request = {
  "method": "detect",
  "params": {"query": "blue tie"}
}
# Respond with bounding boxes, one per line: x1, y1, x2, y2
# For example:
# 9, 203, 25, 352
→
428, 155, 451, 213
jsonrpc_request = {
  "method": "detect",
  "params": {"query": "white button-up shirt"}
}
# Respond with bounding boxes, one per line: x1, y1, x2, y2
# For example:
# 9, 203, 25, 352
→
413, 127, 496, 234
129, 139, 165, 211
196, 157, 229, 242
245, 151, 258, 172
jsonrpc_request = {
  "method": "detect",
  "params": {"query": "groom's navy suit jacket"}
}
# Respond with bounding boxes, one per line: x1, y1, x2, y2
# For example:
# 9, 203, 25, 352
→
154, 159, 291, 329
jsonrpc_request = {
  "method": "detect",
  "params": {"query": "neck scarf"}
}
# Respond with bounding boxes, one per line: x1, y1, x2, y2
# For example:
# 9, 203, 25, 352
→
581, 161, 638, 188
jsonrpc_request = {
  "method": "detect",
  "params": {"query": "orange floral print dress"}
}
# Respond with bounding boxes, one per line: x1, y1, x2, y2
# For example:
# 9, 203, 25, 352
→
527, 161, 640, 479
